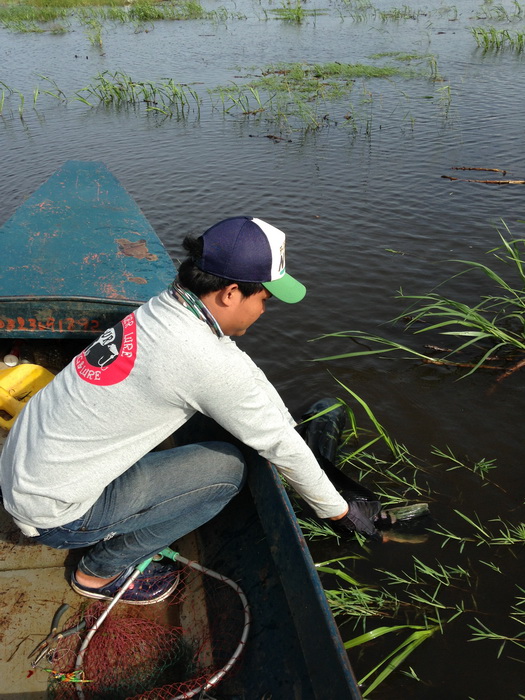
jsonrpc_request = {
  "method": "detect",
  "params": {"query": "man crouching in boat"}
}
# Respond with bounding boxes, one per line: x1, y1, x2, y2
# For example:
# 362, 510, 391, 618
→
0, 217, 379, 605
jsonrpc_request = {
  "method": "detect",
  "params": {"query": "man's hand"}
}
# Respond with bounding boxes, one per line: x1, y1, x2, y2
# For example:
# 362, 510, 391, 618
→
329, 495, 383, 541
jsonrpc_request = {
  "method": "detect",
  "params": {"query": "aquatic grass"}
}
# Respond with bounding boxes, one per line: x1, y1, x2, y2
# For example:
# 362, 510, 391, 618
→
36, 75, 67, 102
0, 0, 238, 29
269, 0, 325, 22
129, 0, 205, 22
471, 25, 525, 52
437, 84, 452, 117
475, 0, 525, 21
323, 581, 402, 620
379, 557, 471, 589
0, 2, 75, 33
214, 55, 444, 135
484, 518, 525, 545
299, 517, 340, 541
125, 0, 235, 22
0, 5, 68, 23
431, 445, 503, 492
81, 15, 103, 47
429, 511, 525, 549
327, 385, 432, 500
359, 624, 439, 696
511, 585, 525, 624
469, 617, 525, 656
316, 556, 368, 587
369, 51, 430, 61
76, 71, 201, 118
313, 549, 465, 693
21, 0, 129, 7
333, 378, 402, 459
213, 60, 423, 132
1, 18, 43, 30
376, 5, 427, 21
348, 50, 443, 80
313, 225, 525, 381
103, 5, 128, 22
336, 1, 457, 23
296, 391, 523, 691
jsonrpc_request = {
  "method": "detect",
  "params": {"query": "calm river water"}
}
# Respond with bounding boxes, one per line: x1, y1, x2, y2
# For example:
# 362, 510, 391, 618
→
1, 0, 524, 697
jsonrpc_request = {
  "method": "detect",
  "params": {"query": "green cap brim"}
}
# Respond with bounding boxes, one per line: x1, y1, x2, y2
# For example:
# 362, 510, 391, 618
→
262, 274, 306, 304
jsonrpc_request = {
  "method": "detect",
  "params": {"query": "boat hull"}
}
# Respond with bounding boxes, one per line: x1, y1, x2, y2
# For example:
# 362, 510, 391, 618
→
0, 161, 361, 698
0, 160, 175, 339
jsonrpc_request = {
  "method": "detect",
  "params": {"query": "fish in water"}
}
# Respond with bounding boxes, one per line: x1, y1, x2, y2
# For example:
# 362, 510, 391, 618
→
298, 398, 432, 542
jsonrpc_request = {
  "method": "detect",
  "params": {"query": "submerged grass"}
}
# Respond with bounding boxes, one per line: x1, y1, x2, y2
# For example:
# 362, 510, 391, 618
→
296, 388, 523, 694
268, 0, 326, 22
312, 224, 525, 381
213, 59, 433, 133
471, 25, 525, 52
0, 4, 68, 22
0, 0, 240, 28
76, 71, 201, 117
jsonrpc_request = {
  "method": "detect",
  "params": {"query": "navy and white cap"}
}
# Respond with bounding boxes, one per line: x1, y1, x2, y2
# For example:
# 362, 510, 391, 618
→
198, 217, 306, 304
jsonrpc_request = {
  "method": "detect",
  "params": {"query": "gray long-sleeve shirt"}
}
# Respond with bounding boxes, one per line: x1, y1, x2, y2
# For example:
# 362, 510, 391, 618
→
0, 289, 346, 530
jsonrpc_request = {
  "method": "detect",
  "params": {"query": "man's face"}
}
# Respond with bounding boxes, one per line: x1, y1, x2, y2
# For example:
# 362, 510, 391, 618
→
226, 288, 271, 336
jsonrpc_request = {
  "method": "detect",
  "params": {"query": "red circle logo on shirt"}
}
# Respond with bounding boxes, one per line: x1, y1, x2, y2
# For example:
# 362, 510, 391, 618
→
74, 314, 137, 386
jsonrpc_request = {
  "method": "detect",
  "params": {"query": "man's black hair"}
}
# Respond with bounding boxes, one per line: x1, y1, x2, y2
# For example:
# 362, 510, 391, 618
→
177, 235, 265, 298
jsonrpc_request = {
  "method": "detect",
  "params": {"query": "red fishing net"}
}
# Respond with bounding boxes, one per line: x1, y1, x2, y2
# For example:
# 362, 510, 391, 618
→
46, 558, 250, 700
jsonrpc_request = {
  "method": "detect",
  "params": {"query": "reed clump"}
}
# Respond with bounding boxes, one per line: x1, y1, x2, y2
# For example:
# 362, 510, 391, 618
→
268, 0, 325, 23
0, 4, 68, 23
471, 25, 525, 52
0, 0, 237, 30
76, 71, 201, 117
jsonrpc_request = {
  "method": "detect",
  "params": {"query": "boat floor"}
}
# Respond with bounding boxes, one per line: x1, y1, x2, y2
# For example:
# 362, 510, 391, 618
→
0, 507, 207, 699
0, 508, 81, 698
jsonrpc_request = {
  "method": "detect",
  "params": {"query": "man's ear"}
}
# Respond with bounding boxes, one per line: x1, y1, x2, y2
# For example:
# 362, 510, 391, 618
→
217, 284, 240, 307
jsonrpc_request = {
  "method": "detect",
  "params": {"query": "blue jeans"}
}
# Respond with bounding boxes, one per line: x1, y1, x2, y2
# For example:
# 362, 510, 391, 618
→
34, 441, 246, 578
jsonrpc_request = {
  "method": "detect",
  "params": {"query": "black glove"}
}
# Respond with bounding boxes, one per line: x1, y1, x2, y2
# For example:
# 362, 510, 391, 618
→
332, 497, 383, 541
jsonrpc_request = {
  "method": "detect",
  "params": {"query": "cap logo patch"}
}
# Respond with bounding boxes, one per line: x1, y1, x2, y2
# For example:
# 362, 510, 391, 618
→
279, 242, 285, 276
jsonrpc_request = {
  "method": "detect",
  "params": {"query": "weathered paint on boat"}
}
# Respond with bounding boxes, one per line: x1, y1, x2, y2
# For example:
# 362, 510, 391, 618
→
0, 160, 175, 339
0, 162, 362, 699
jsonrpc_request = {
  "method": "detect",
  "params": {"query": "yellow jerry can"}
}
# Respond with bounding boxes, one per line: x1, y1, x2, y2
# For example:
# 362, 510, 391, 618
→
0, 364, 55, 431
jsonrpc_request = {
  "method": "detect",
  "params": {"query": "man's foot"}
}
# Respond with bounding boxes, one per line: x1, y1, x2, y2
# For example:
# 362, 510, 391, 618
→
71, 560, 180, 605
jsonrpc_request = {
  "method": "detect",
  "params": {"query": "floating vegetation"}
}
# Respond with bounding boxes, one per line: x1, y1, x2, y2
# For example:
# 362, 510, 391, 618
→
369, 50, 431, 62
213, 60, 430, 132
